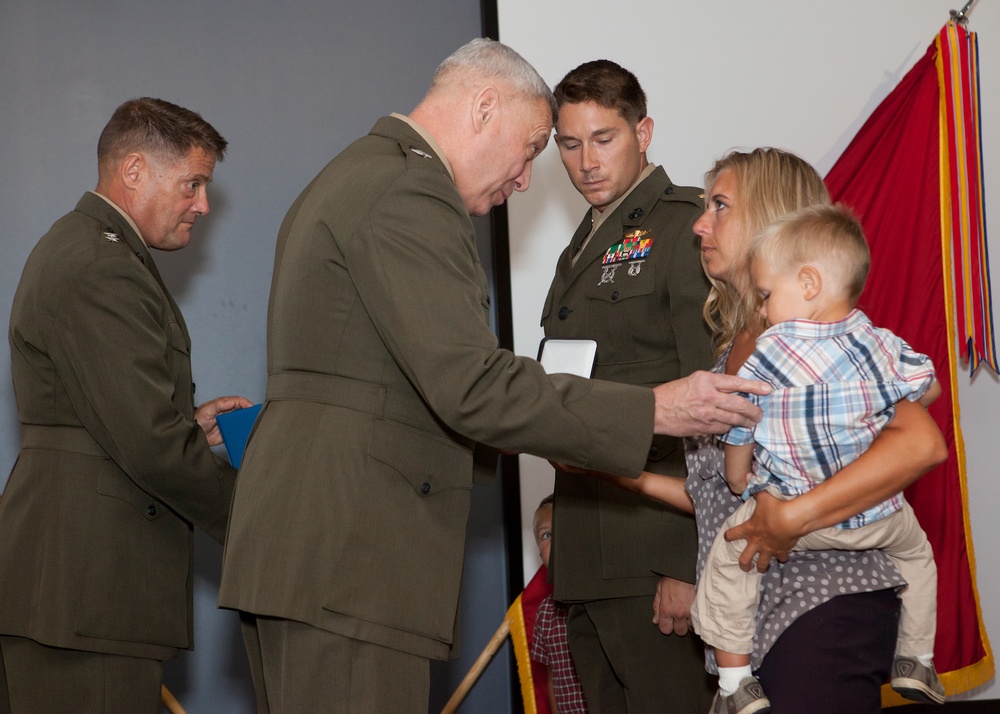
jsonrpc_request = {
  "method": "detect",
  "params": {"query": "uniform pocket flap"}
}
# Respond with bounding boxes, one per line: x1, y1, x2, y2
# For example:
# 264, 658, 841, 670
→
97, 467, 165, 521
584, 263, 655, 302
368, 420, 472, 495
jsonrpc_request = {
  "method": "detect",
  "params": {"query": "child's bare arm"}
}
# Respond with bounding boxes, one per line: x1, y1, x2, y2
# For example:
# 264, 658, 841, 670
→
918, 378, 942, 408
551, 461, 692, 513
724, 442, 755, 495
608, 471, 693, 513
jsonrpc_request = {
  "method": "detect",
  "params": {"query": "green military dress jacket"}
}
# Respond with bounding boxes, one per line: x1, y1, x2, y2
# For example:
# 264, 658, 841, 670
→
541, 167, 713, 602
0, 193, 236, 660
218, 117, 658, 660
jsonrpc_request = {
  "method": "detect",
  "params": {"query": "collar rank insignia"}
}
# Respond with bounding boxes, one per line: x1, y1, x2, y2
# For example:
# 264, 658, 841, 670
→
103, 231, 120, 243
409, 147, 433, 159
602, 229, 653, 265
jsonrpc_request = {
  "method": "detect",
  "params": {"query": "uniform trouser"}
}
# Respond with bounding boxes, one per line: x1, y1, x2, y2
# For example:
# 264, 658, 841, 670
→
239, 613, 429, 714
692, 492, 936, 657
566, 595, 714, 714
0, 635, 162, 714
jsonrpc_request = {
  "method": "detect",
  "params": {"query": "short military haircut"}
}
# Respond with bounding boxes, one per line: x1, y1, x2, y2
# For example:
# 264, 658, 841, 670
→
97, 97, 228, 169
554, 60, 647, 126
749, 203, 872, 305
432, 37, 557, 122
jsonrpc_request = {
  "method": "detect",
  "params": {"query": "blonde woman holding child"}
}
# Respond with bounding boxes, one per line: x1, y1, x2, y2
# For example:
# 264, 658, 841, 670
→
606, 148, 947, 714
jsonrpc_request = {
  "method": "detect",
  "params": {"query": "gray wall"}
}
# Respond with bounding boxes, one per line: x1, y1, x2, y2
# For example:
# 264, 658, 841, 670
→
1, 1, 517, 711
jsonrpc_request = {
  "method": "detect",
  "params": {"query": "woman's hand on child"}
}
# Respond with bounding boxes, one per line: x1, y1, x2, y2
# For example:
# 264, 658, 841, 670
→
724, 490, 798, 572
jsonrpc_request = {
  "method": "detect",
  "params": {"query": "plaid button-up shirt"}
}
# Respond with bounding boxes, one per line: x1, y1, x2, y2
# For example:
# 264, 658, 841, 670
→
722, 309, 935, 528
530, 595, 589, 713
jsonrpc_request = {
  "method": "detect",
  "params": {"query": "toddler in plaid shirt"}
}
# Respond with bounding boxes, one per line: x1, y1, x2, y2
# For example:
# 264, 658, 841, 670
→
693, 204, 945, 711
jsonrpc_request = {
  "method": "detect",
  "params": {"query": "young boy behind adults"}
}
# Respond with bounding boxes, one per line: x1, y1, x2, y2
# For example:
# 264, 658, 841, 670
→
540, 59, 715, 712
0, 98, 249, 713
694, 204, 944, 712
529, 495, 589, 713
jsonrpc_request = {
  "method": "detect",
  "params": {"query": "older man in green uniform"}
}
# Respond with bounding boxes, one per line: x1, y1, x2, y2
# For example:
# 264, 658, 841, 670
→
541, 60, 715, 713
219, 40, 762, 714
0, 98, 250, 713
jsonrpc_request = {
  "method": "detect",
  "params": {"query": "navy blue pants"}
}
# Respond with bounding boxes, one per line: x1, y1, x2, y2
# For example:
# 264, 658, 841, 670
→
756, 589, 900, 713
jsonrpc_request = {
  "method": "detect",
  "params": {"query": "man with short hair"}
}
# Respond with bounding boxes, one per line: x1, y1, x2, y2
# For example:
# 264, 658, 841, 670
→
0, 97, 250, 713
541, 59, 715, 712
220, 39, 762, 713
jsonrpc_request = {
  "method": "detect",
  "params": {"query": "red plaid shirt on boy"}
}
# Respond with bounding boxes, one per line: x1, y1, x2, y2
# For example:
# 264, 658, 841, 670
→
530, 595, 589, 713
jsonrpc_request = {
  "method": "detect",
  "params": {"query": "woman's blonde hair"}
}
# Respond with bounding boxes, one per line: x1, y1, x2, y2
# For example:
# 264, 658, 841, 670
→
702, 148, 831, 355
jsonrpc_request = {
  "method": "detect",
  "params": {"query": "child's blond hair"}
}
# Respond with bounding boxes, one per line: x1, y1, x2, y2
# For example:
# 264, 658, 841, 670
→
748, 203, 871, 305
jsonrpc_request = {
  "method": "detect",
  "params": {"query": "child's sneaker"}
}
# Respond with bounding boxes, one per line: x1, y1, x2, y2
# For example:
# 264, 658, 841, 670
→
891, 655, 945, 705
710, 676, 770, 714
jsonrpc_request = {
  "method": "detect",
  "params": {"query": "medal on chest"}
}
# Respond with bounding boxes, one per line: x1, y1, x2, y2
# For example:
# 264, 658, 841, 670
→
599, 229, 653, 284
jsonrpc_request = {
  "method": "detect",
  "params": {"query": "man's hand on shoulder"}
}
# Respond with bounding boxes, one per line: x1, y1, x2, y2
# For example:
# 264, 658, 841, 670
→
652, 371, 769, 437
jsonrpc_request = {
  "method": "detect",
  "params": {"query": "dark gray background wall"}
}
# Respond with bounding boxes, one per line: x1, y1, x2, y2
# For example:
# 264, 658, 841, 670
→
0, 2, 518, 711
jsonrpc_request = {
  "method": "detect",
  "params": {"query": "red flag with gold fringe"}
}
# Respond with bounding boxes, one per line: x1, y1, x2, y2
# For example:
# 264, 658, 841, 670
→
440, 566, 551, 714
824, 19, 995, 705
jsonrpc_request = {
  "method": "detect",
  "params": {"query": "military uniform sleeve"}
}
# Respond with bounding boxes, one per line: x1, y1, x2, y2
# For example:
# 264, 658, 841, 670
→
338, 167, 653, 476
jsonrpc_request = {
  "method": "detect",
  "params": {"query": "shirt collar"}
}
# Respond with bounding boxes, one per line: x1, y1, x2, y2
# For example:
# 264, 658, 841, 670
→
89, 191, 147, 247
590, 162, 656, 234
761, 309, 868, 340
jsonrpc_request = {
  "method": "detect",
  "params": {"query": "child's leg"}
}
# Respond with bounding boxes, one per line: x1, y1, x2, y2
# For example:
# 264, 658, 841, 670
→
715, 650, 753, 697
694, 497, 771, 704
794, 501, 937, 657
716, 651, 751, 668
869, 503, 937, 657
691, 497, 763, 657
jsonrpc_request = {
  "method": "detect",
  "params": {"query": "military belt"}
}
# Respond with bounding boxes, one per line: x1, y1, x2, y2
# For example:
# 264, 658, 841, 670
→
265, 371, 460, 441
20, 425, 108, 458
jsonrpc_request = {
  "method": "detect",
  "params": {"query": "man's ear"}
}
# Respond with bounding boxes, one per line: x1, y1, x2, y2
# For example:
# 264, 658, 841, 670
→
799, 265, 822, 300
120, 153, 145, 190
635, 116, 654, 154
471, 86, 500, 135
